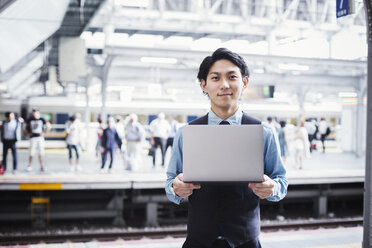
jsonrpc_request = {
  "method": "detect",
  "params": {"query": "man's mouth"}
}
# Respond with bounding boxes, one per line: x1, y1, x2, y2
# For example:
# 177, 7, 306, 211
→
218, 93, 233, 96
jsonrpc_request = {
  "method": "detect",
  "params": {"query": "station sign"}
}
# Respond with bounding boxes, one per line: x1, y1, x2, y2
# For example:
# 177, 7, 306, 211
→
336, 0, 355, 18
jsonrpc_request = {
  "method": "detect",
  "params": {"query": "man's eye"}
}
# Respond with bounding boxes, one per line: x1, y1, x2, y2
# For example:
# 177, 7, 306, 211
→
211, 77, 219, 81
230, 75, 238, 79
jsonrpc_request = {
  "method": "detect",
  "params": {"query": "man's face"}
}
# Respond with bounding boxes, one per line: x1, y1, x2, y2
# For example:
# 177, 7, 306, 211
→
33, 111, 40, 119
8, 113, 15, 121
200, 59, 248, 113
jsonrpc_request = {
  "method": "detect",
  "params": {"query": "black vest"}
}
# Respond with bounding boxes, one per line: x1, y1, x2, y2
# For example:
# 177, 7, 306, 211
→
185, 112, 262, 248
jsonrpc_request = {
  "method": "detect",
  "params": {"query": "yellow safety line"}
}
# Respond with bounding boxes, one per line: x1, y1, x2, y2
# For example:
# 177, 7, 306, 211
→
19, 183, 62, 190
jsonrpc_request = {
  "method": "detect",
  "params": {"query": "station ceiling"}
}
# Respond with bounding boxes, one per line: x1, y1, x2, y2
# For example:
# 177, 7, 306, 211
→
0, 0, 368, 106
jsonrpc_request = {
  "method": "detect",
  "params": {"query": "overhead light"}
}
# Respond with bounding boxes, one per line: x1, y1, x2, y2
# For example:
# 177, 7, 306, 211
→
253, 68, 264, 74
0, 82, 7, 91
140, 57, 177, 64
115, 0, 149, 7
278, 63, 309, 71
338, 92, 357, 98
1, 93, 10, 98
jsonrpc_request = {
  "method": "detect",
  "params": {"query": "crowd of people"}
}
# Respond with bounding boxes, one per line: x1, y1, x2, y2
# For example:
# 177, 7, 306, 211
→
0, 108, 182, 174
93, 112, 179, 173
268, 116, 331, 170
0, 105, 331, 175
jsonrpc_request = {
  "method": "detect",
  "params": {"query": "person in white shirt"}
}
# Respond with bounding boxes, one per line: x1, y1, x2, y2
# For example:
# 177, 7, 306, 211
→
304, 119, 317, 153
125, 114, 145, 171
294, 121, 311, 169
65, 115, 81, 172
149, 112, 171, 167
318, 118, 329, 153
24, 107, 51, 172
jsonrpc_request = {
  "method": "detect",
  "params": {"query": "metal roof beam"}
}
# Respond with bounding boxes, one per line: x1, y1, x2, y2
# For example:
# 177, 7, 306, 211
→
104, 46, 367, 71
108, 65, 361, 88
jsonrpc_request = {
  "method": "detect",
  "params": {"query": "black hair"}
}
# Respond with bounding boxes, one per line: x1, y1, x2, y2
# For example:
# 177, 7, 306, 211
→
5, 112, 11, 118
267, 116, 273, 122
197, 48, 249, 84
69, 115, 76, 122
279, 121, 286, 128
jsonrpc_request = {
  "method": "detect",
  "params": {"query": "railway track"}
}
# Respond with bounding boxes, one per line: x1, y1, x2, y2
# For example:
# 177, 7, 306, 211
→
0, 217, 363, 245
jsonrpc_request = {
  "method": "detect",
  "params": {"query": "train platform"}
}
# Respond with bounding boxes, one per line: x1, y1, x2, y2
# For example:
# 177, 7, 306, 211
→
0, 139, 365, 189
0, 226, 362, 248
0, 141, 364, 233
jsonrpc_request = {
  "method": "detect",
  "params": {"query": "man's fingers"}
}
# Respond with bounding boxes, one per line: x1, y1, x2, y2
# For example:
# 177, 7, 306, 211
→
176, 183, 201, 190
184, 183, 201, 189
249, 182, 273, 189
175, 175, 201, 189
173, 173, 201, 197
252, 188, 271, 195
178, 189, 194, 195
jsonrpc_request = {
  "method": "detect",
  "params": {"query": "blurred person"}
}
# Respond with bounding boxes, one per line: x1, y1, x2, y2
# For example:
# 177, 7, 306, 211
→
74, 112, 86, 151
311, 119, 319, 151
65, 115, 81, 172
95, 117, 104, 161
304, 119, 317, 153
278, 121, 289, 164
24, 107, 51, 172
265, 116, 281, 153
149, 112, 170, 167
74, 112, 82, 125
101, 117, 122, 173
294, 121, 310, 170
115, 115, 125, 144
0, 112, 23, 174
267, 116, 280, 133
166, 48, 287, 248
165, 115, 179, 153
318, 118, 329, 153
125, 114, 145, 171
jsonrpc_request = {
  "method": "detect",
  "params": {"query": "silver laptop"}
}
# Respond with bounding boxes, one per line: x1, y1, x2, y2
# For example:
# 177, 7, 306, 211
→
183, 125, 264, 183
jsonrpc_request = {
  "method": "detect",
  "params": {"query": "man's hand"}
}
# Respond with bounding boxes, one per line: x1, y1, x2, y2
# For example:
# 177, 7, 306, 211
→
248, 175, 275, 199
172, 173, 201, 198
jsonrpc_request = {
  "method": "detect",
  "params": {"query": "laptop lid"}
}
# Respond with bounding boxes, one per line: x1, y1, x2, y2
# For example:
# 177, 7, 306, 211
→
182, 125, 264, 183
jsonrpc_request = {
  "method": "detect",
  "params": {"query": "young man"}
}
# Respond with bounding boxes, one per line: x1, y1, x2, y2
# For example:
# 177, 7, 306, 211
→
24, 107, 51, 172
125, 113, 145, 171
149, 112, 170, 167
165, 48, 288, 248
100, 117, 122, 173
0, 112, 23, 174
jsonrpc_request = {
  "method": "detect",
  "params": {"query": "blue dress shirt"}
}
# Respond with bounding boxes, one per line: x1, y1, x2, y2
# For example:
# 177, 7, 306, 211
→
165, 108, 288, 205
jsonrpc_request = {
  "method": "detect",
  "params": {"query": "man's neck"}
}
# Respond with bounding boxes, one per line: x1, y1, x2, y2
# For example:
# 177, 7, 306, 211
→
211, 106, 239, 120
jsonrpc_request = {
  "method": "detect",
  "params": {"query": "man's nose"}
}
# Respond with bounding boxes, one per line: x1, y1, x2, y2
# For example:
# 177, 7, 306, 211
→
220, 79, 229, 88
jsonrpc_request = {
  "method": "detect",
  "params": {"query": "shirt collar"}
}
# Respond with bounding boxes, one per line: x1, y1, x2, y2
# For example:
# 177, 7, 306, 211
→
208, 108, 243, 125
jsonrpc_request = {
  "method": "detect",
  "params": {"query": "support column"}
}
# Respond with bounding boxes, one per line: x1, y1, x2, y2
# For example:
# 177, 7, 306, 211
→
356, 77, 367, 158
100, 56, 113, 125
297, 87, 306, 123
84, 74, 92, 152
318, 195, 327, 217
146, 202, 158, 226
363, 1, 372, 247
107, 190, 125, 226
267, 32, 276, 55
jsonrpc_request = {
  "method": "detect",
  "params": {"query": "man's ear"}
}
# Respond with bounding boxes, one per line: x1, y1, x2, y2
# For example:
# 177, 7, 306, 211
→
200, 79, 207, 93
242, 76, 249, 89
